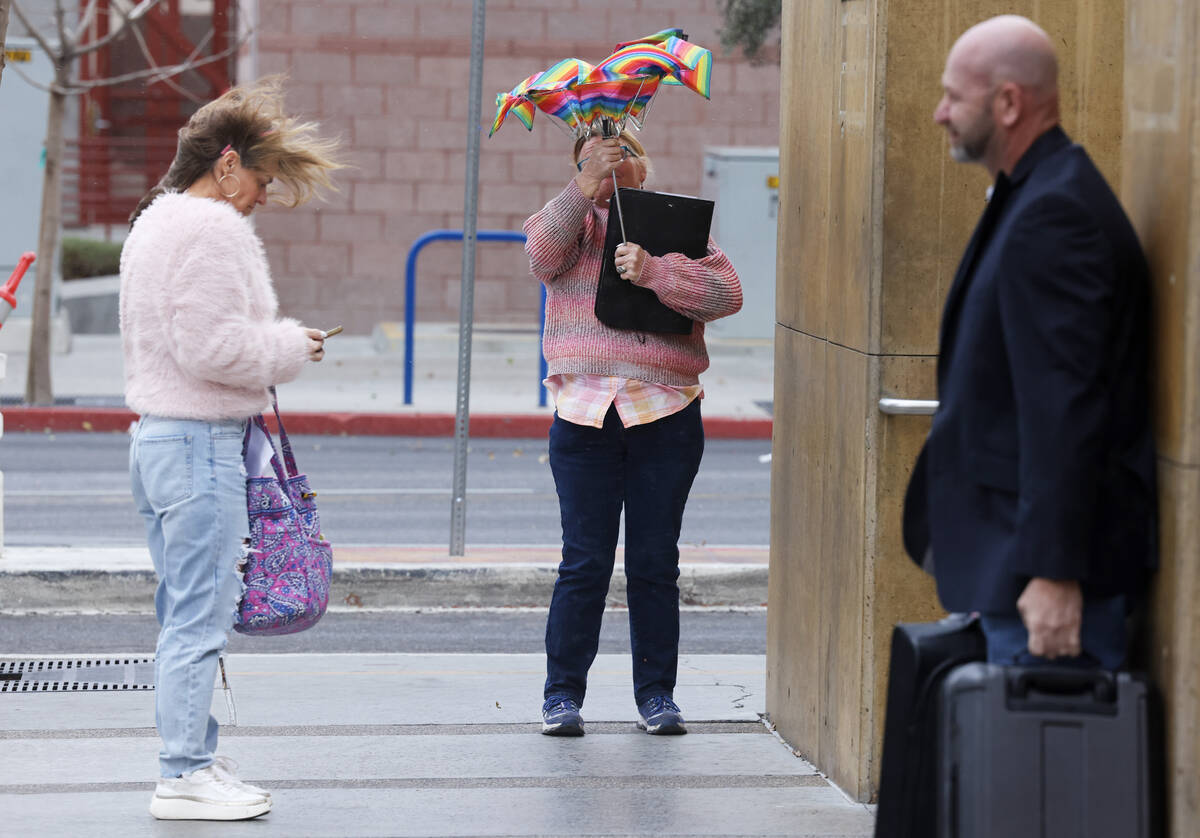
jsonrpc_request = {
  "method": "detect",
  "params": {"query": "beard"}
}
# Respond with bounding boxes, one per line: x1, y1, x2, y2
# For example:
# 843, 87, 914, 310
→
948, 114, 993, 164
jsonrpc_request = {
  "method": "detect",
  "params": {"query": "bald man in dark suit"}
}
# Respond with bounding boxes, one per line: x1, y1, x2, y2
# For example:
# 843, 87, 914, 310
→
903, 15, 1157, 668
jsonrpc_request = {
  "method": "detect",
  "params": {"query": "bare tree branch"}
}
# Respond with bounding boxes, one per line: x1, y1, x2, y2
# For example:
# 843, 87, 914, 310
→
153, 63, 206, 103
0, 0, 12, 88
135, 12, 215, 71
11, 2, 249, 94
123, 0, 162, 22
74, 0, 167, 58
52, 0, 76, 58
5, 58, 54, 92
72, 0, 100, 43
128, 11, 212, 104
67, 36, 245, 90
10, 1, 58, 60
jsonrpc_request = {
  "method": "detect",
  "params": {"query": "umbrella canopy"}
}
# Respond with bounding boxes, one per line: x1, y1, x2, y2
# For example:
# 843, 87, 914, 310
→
489, 30, 712, 139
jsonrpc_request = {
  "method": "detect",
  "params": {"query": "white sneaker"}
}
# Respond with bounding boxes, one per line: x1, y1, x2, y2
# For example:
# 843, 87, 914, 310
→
211, 755, 271, 799
149, 764, 271, 821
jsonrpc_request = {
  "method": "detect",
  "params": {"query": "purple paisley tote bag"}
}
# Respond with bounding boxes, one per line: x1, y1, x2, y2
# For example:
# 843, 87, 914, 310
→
234, 395, 333, 635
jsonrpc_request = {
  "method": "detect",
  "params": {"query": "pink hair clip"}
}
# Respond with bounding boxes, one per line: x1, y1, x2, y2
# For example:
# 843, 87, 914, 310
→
220, 144, 233, 155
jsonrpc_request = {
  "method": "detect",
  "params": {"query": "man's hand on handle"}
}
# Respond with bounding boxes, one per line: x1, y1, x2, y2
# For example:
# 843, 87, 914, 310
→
1017, 577, 1083, 659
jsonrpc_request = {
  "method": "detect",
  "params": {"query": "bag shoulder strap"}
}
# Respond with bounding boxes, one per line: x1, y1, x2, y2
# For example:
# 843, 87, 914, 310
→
268, 386, 301, 478
251, 414, 292, 486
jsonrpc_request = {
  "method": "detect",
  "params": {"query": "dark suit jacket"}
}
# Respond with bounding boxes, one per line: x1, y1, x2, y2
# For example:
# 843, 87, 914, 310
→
902, 126, 1157, 615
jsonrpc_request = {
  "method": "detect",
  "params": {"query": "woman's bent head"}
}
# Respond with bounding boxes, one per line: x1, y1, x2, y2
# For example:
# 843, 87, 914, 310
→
130, 76, 343, 225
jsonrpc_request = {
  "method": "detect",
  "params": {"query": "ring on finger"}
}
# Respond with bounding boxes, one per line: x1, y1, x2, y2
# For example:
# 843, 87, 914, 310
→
617, 265, 626, 274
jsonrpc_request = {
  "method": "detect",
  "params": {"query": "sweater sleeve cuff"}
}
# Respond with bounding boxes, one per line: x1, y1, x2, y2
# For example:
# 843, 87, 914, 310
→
635, 255, 666, 289
269, 319, 311, 386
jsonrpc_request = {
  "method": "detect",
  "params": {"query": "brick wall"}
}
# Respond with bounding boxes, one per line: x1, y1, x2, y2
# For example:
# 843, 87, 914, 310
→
253, 0, 781, 331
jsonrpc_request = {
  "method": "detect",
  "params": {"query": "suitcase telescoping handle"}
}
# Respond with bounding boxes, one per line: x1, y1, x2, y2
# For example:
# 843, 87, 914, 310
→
1006, 667, 1118, 712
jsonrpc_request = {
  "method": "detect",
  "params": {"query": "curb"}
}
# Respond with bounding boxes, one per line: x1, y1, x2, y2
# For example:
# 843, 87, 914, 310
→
0, 407, 772, 439
0, 565, 769, 612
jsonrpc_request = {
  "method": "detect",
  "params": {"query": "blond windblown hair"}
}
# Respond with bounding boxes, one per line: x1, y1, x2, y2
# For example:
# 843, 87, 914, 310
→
130, 76, 343, 225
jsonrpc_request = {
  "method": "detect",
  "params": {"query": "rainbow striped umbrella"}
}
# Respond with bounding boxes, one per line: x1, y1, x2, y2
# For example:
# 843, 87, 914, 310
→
659, 36, 713, 99
490, 58, 595, 137
612, 28, 686, 51
490, 94, 535, 136
488, 30, 712, 139
490, 69, 544, 136
526, 57, 595, 92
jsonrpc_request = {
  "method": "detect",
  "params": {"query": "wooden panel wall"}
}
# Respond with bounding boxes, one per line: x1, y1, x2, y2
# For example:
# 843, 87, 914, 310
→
1122, 1, 1200, 833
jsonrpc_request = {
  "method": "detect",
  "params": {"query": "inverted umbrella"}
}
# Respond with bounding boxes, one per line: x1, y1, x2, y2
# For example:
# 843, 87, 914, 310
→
491, 58, 596, 138
613, 27, 687, 50
490, 30, 713, 240
491, 35, 710, 138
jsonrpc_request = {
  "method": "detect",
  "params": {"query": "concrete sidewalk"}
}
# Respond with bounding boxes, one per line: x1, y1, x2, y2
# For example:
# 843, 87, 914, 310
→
0, 325, 774, 437
0, 326, 813, 836
0, 652, 875, 836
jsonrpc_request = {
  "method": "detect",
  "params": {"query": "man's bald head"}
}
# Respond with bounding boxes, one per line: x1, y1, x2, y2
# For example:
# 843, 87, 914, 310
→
950, 15, 1059, 104
935, 15, 1062, 176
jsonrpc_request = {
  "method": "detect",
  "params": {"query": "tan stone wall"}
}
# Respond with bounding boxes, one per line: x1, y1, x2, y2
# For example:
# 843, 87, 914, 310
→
769, 0, 1126, 801
249, 0, 781, 332
1121, 1, 1200, 833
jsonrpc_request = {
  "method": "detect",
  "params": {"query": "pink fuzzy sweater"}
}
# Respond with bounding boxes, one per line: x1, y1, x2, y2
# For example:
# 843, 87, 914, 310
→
525, 180, 742, 386
119, 192, 311, 421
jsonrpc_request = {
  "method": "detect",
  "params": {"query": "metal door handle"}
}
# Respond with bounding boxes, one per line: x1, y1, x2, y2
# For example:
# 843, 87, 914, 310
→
878, 398, 938, 415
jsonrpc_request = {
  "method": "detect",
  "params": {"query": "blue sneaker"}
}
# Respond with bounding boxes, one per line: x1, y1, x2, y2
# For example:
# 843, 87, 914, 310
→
637, 696, 687, 735
541, 696, 585, 736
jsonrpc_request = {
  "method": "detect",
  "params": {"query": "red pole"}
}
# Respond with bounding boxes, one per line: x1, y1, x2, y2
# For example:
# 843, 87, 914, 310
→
0, 252, 37, 328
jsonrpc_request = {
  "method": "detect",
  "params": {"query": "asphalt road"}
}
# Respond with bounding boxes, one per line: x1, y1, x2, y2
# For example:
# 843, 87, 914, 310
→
1, 432, 772, 547
0, 610, 766, 655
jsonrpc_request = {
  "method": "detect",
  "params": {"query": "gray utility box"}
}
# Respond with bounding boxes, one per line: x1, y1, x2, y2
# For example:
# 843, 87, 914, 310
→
700, 147, 779, 341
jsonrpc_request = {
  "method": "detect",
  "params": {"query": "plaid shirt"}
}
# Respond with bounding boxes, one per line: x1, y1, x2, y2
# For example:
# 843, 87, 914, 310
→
546, 373, 702, 429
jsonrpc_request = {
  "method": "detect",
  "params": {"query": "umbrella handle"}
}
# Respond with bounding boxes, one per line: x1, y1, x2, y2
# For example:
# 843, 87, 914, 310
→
611, 171, 628, 245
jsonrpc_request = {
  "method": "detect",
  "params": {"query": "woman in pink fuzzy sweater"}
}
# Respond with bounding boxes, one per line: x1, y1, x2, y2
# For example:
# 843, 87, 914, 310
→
120, 78, 341, 822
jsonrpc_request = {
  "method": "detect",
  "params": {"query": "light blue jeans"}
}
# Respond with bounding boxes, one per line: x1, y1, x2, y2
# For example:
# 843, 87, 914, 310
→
130, 415, 249, 778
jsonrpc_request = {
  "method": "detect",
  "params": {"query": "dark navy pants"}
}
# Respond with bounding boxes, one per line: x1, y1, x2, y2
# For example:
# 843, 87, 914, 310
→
544, 399, 704, 706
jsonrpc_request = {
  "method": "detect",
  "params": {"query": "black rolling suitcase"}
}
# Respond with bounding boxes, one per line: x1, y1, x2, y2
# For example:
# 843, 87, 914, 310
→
938, 663, 1161, 837
874, 614, 987, 838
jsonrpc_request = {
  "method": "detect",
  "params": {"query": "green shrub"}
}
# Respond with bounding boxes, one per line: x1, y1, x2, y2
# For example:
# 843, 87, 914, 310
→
718, 0, 781, 64
61, 236, 123, 280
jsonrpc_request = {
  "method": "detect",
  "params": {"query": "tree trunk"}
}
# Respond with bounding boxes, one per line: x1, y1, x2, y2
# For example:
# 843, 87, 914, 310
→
25, 73, 65, 405
0, 1, 11, 89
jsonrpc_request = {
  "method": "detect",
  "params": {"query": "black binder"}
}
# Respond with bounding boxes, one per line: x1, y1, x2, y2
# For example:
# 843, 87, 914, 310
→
594, 187, 713, 335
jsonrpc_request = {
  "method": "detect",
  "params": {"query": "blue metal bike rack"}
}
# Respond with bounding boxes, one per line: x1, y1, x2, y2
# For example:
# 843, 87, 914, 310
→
403, 229, 546, 407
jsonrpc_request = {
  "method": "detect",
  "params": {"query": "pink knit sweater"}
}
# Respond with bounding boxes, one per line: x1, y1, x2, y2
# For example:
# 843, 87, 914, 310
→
524, 179, 742, 386
119, 192, 311, 421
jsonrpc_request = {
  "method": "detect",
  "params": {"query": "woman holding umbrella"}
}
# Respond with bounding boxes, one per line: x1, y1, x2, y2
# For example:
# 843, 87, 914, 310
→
525, 131, 742, 737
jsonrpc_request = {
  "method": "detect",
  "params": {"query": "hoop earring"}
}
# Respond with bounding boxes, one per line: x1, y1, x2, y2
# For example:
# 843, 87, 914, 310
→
217, 173, 240, 200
